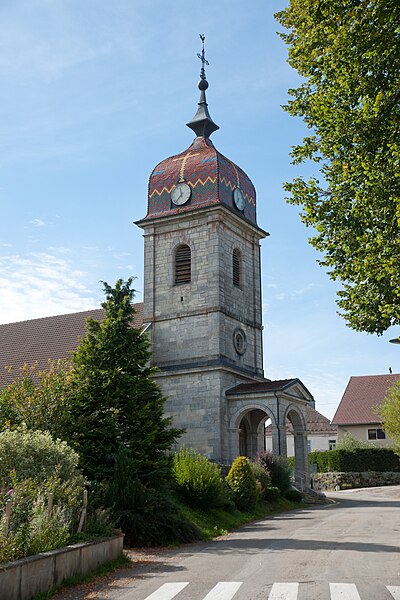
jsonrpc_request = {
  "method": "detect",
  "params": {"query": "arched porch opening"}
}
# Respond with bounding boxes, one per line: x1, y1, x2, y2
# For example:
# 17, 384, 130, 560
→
285, 405, 308, 489
234, 406, 276, 460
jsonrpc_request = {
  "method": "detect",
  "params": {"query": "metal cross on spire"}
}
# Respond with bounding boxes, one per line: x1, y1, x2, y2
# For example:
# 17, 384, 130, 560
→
197, 34, 209, 81
187, 34, 219, 139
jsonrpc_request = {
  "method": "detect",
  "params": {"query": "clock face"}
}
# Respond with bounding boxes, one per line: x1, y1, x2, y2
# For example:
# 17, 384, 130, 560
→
171, 182, 191, 206
233, 188, 245, 211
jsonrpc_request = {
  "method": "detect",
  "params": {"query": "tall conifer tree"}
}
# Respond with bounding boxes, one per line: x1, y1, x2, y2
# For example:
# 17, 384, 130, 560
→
70, 278, 182, 484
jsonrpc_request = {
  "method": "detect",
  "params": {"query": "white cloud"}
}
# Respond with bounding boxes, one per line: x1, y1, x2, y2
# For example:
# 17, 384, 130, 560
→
31, 218, 46, 227
275, 283, 321, 301
0, 252, 100, 324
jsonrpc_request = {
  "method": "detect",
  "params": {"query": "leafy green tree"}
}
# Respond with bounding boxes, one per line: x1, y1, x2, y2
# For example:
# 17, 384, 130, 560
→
69, 278, 182, 483
0, 360, 73, 439
380, 380, 400, 455
275, 1, 400, 334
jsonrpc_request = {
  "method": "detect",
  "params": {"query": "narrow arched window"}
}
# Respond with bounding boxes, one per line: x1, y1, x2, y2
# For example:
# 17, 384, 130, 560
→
232, 249, 241, 287
175, 244, 191, 284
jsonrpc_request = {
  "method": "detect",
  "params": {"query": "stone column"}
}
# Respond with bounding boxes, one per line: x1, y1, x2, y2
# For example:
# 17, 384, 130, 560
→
228, 427, 240, 463
293, 432, 310, 489
270, 425, 287, 457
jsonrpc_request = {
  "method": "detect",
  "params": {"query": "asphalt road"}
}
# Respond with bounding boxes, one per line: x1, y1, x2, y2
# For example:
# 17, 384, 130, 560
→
54, 486, 400, 600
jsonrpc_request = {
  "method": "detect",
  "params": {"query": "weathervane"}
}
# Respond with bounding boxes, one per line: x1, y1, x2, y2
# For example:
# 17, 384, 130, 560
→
197, 34, 209, 81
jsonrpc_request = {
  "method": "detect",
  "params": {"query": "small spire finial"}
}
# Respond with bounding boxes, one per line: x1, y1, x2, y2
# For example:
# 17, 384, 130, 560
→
186, 34, 219, 138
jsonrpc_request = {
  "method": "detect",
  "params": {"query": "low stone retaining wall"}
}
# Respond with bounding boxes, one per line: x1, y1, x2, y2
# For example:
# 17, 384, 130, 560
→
312, 471, 400, 491
0, 534, 124, 600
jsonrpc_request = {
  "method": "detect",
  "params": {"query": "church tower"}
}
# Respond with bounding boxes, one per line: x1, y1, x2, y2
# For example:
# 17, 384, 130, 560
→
136, 38, 268, 462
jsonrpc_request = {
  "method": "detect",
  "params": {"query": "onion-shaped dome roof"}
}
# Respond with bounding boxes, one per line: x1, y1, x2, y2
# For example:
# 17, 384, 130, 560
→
146, 136, 257, 225
143, 35, 258, 227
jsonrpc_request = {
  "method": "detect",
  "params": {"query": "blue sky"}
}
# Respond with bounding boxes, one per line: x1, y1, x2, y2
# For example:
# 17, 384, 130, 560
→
1, 0, 398, 420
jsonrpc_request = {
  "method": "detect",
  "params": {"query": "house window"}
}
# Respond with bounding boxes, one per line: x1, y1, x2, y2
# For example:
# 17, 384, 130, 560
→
175, 244, 191, 284
232, 249, 241, 287
307, 440, 312, 454
329, 439, 336, 450
367, 428, 386, 440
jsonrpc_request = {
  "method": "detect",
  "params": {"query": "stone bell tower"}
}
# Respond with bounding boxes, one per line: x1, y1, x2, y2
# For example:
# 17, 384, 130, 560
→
135, 37, 268, 462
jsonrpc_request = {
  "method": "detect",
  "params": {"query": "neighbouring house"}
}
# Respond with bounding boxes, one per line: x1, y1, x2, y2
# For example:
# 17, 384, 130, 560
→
265, 406, 337, 456
332, 374, 400, 447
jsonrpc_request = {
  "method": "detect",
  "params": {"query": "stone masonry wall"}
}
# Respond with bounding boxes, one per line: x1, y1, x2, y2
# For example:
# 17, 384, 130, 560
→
141, 207, 264, 376
155, 367, 253, 463
313, 471, 400, 491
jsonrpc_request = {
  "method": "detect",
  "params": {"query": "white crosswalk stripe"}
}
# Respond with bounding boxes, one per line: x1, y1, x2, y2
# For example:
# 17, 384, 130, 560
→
202, 582, 243, 599
143, 581, 400, 599
143, 582, 189, 600
268, 582, 299, 599
329, 583, 361, 599
387, 586, 400, 600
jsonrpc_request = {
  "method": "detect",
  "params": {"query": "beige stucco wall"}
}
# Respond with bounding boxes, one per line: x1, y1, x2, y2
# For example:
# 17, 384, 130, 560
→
337, 424, 391, 447
266, 432, 337, 456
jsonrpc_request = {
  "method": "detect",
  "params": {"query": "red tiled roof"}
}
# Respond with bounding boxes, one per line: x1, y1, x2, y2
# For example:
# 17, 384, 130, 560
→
332, 374, 400, 425
0, 303, 144, 389
265, 406, 337, 436
304, 406, 337, 434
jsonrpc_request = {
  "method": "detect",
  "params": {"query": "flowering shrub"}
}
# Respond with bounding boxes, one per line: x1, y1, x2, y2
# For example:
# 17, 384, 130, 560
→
254, 450, 291, 494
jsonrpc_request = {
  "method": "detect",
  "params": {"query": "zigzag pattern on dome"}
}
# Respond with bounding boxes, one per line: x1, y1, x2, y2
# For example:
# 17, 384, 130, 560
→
148, 175, 218, 199
145, 136, 257, 225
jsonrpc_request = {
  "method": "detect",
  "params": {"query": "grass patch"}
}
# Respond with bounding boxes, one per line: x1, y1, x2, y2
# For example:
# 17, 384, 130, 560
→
32, 553, 131, 600
178, 497, 306, 539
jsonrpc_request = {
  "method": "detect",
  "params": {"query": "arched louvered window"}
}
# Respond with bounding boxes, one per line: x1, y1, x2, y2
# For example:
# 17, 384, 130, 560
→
175, 244, 191, 284
232, 249, 241, 287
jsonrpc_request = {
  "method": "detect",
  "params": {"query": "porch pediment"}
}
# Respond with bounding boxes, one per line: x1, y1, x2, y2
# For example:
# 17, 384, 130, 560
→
226, 378, 313, 404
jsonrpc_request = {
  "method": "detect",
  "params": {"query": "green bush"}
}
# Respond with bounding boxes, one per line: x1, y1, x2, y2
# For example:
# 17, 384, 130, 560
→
103, 446, 202, 547
285, 489, 303, 503
250, 462, 271, 501
254, 451, 292, 493
309, 447, 400, 473
172, 448, 228, 508
0, 427, 86, 491
0, 429, 89, 564
26, 499, 70, 556
226, 456, 257, 511
0, 479, 72, 563
263, 486, 281, 502
335, 432, 370, 450
287, 456, 295, 471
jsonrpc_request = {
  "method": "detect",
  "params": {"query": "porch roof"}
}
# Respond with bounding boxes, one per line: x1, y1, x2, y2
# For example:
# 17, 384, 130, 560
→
226, 378, 313, 399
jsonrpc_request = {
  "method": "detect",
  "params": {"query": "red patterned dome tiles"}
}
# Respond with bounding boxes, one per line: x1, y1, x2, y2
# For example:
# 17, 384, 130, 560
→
146, 136, 257, 226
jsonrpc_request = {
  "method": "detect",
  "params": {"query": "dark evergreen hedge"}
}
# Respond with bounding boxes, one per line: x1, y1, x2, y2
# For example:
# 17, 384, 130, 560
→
309, 448, 400, 473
